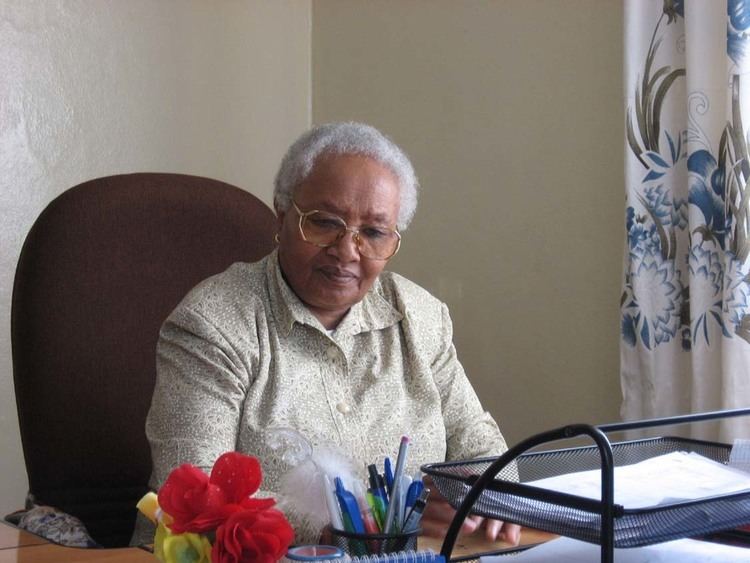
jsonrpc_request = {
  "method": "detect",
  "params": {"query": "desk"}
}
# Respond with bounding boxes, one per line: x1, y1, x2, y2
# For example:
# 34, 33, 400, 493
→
0, 544, 155, 563
0, 522, 153, 563
419, 528, 556, 559
0, 525, 47, 550
1, 521, 553, 562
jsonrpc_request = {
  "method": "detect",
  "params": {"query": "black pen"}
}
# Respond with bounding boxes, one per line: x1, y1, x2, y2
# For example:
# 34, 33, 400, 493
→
402, 488, 429, 532
368, 464, 381, 491
368, 464, 389, 505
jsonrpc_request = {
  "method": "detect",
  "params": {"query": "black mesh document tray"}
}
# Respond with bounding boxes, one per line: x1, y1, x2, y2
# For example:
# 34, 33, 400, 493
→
421, 409, 750, 562
423, 436, 750, 547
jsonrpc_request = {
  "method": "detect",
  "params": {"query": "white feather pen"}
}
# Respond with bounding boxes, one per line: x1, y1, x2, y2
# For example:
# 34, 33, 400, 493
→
266, 427, 359, 529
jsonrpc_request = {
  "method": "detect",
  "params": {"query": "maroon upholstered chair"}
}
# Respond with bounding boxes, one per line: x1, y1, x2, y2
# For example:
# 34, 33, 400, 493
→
10, 173, 277, 547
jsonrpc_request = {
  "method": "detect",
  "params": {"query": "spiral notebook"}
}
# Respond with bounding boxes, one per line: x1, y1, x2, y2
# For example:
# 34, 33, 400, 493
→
349, 550, 445, 563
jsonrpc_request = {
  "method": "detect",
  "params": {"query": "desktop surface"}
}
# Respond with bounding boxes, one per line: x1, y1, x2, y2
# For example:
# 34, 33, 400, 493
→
0, 520, 554, 562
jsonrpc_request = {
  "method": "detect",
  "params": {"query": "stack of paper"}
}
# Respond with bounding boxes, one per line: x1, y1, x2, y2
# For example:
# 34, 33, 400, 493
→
730, 439, 750, 475
525, 451, 750, 506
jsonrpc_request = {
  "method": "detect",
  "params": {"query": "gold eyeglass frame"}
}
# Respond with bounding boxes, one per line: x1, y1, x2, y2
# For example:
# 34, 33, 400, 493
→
292, 201, 401, 260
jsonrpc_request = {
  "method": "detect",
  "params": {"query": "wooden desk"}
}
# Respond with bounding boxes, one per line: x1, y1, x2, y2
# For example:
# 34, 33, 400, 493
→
418, 528, 555, 559
0, 525, 47, 550
0, 544, 155, 563
1, 520, 554, 562
0, 522, 153, 563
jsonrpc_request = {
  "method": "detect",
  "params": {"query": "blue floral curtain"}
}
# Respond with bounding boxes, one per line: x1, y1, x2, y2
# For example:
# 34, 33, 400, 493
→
622, 0, 750, 440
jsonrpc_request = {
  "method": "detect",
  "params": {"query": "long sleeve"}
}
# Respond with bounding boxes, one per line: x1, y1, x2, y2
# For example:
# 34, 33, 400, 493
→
146, 303, 252, 488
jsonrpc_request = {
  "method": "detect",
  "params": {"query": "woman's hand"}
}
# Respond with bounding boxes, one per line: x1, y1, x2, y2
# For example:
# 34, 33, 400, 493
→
420, 478, 520, 545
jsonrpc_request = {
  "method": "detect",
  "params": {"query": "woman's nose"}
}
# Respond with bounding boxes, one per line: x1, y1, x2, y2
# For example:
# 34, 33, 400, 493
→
327, 229, 360, 261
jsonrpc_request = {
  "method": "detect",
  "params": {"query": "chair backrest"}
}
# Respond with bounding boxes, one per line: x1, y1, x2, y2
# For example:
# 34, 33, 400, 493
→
11, 173, 277, 547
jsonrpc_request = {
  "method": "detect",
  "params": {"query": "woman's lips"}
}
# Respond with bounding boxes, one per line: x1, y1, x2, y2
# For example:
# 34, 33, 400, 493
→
318, 266, 358, 284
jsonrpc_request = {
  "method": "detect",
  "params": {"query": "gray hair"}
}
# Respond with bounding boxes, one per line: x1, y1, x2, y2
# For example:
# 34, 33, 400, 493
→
273, 122, 419, 230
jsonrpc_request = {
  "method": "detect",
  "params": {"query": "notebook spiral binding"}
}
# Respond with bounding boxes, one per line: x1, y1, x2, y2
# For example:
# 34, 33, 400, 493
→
349, 550, 445, 563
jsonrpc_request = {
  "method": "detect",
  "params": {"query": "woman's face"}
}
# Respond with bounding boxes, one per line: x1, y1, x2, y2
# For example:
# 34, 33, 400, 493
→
276, 153, 401, 329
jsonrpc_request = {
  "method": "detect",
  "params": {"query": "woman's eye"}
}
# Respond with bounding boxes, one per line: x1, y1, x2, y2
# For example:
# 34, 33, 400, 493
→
362, 227, 388, 239
311, 218, 342, 230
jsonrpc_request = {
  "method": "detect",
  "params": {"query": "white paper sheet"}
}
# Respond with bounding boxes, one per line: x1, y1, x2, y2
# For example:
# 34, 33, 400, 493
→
730, 439, 750, 474
524, 451, 750, 508
480, 536, 750, 563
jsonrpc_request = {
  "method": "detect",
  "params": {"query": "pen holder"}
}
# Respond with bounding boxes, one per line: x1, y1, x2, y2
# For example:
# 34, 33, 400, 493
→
329, 527, 419, 556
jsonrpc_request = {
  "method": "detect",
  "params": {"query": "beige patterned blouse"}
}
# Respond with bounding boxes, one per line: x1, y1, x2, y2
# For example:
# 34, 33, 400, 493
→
145, 250, 509, 543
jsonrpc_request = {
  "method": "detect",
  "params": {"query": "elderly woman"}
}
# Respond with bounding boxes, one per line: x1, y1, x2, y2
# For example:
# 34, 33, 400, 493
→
144, 122, 519, 545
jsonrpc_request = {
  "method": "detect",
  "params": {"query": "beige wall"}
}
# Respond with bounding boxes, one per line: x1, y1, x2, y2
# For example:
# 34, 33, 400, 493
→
312, 1, 625, 447
0, 1, 311, 516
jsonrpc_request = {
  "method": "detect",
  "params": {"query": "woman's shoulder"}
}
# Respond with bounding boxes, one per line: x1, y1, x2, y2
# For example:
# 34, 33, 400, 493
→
171, 258, 270, 322
376, 270, 446, 317
189, 260, 265, 297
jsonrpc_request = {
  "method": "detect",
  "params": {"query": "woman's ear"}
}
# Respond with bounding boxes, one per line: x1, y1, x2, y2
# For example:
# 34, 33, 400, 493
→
275, 208, 286, 231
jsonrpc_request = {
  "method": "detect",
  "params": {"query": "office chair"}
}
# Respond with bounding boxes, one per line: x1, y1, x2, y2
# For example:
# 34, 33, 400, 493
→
9, 173, 277, 547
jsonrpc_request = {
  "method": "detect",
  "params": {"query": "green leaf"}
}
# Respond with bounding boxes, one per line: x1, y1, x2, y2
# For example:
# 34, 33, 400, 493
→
692, 225, 716, 246
626, 112, 647, 167
647, 65, 671, 93
651, 68, 685, 149
668, 227, 677, 260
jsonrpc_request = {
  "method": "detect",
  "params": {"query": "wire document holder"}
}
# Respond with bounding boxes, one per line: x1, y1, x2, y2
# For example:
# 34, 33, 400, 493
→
421, 408, 750, 563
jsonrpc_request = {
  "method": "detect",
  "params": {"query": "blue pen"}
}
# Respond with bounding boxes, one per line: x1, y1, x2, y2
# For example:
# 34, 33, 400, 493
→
335, 477, 365, 534
405, 479, 424, 512
384, 457, 394, 496
376, 474, 388, 503
335, 478, 367, 556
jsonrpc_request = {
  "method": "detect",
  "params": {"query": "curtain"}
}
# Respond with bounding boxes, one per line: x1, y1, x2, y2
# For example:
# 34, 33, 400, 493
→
622, 0, 750, 441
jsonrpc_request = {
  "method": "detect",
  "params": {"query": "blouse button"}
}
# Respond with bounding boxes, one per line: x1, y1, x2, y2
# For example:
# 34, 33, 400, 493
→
337, 402, 351, 414
326, 346, 338, 359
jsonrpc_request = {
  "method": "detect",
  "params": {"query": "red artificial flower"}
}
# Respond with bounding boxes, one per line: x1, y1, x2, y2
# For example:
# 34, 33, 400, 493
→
159, 452, 274, 534
212, 508, 295, 563
210, 452, 263, 504
158, 464, 232, 534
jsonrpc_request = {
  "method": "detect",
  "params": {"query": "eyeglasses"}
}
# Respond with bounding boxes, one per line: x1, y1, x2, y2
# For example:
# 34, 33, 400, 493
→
292, 201, 401, 260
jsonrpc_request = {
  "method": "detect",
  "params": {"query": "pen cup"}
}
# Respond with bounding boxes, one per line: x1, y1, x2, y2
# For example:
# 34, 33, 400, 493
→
329, 527, 419, 556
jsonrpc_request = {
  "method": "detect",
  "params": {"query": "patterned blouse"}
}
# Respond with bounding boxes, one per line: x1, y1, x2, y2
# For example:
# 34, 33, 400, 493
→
145, 250, 509, 543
